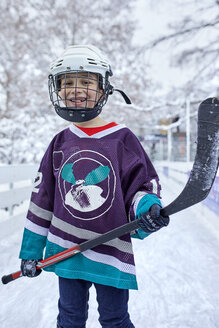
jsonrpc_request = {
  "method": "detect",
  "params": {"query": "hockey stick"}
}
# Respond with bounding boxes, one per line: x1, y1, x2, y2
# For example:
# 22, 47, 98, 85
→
161, 98, 219, 216
2, 99, 219, 285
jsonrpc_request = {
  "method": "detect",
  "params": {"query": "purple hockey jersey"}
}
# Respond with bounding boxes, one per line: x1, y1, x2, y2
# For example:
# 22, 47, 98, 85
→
19, 124, 161, 290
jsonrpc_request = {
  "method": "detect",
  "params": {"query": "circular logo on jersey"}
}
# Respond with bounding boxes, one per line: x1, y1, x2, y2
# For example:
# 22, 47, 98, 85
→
58, 150, 116, 220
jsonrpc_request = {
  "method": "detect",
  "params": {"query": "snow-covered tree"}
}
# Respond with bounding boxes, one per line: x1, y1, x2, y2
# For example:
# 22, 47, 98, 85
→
0, 0, 154, 163
141, 0, 219, 97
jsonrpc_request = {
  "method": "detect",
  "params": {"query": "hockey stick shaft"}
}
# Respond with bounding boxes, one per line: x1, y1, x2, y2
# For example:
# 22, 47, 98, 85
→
2, 99, 219, 285
2, 218, 141, 284
1, 160, 218, 285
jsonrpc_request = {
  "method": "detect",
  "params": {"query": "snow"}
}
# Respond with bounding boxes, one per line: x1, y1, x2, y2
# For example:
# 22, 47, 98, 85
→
0, 172, 219, 328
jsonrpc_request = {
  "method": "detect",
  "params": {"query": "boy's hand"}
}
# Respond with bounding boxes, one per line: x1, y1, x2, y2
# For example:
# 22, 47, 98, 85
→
138, 204, 169, 233
21, 259, 42, 278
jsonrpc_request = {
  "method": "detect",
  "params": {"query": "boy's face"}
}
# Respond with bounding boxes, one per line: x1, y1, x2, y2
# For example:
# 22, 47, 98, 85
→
58, 72, 103, 109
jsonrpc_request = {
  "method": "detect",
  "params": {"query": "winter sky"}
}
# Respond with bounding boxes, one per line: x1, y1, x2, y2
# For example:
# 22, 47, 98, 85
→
134, 0, 219, 95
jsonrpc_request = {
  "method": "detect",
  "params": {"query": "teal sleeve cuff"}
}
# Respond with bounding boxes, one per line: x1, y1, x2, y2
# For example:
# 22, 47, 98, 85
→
136, 194, 161, 218
131, 229, 151, 240
131, 194, 162, 240
19, 228, 47, 260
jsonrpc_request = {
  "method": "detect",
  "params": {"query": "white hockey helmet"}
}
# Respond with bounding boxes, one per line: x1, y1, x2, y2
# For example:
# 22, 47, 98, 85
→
48, 45, 131, 122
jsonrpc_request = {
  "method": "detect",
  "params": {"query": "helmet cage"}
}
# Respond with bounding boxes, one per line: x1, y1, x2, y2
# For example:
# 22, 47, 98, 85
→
48, 70, 112, 122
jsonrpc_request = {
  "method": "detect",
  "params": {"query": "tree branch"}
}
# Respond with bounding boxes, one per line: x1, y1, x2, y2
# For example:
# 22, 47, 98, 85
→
141, 19, 219, 51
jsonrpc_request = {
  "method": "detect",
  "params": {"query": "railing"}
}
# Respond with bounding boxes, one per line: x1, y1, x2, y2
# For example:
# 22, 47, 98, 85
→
0, 162, 218, 238
0, 164, 38, 238
159, 161, 219, 216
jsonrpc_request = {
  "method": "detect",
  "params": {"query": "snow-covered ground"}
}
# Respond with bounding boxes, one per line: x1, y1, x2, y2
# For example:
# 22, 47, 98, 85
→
0, 172, 218, 328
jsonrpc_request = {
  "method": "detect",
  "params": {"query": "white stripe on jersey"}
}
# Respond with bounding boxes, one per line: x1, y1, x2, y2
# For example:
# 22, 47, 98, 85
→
25, 219, 49, 236
47, 231, 136, 275
51, 215, 133, 255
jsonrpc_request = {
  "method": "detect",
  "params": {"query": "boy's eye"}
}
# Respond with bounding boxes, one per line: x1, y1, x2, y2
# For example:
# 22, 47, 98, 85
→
82, 80, 91, 85
60, 81, 72, 87
60, 78, 96, 87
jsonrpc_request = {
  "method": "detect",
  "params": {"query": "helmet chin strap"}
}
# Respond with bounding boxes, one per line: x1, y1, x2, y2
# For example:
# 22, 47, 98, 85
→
109, 86, 132, 104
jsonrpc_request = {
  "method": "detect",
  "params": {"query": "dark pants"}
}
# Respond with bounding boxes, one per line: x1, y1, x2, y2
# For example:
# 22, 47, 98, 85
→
57, 277, 135, 328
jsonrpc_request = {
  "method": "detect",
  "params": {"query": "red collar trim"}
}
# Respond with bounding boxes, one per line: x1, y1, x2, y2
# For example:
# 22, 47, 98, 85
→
74, 122, 118, 136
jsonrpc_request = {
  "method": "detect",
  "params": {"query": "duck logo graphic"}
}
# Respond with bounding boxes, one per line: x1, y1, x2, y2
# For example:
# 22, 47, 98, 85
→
62, 163, 110, 211
58, 150, 116, 220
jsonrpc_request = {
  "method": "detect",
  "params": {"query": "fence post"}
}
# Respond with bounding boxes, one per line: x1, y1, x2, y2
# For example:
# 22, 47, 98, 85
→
186, 97, 190, 162
9, 182, 14, 216
167, 128, 172, 161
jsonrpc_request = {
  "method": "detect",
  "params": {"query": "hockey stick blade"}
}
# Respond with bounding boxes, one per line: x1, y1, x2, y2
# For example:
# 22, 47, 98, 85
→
2, 100, 218, 285
161, 99, 219, 217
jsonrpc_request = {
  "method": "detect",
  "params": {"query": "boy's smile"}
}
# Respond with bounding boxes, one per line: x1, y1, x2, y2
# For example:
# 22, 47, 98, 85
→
69, 97, 87, 106
59, 72, 103, 109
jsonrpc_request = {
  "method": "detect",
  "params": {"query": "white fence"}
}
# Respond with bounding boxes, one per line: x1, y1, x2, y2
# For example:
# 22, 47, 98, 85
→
0, 164, 38, 238
158, 161, 219, 216
0, 162, 218, 239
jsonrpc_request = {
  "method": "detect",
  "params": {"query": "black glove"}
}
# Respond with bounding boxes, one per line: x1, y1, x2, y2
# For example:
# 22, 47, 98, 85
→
21, 259, 42, 278
138, 204, 169, 233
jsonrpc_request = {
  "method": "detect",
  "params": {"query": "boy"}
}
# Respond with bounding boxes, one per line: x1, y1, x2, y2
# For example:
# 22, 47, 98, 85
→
19, 45, 169, 328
